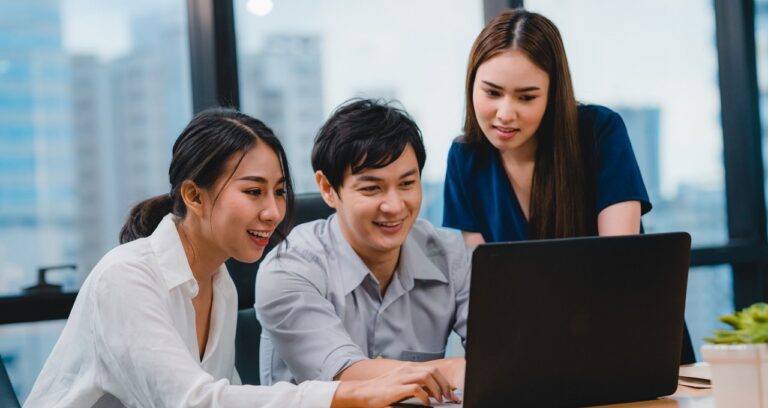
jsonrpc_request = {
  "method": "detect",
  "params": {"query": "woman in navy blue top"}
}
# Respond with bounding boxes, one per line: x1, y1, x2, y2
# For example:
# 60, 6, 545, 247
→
443, 9, 651, 245
442, 10, 702, 366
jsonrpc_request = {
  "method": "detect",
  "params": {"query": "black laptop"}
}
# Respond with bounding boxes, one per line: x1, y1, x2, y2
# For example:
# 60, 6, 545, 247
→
457, 232, 691, 407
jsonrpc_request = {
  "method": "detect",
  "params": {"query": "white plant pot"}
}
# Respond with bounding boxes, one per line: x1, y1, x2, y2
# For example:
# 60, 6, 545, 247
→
702, 344, 768, 408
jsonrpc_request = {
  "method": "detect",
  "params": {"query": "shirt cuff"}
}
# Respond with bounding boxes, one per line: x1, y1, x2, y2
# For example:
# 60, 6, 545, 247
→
298, 380, 340, 408
320, 351, 368, 381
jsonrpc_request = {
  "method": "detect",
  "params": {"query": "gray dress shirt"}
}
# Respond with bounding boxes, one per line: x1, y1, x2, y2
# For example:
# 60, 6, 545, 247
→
255, 214, 471, 385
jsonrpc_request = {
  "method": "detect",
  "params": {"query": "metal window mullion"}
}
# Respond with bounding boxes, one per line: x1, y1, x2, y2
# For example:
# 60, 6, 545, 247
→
186, 0, 240, 112
715, 0, 767, 308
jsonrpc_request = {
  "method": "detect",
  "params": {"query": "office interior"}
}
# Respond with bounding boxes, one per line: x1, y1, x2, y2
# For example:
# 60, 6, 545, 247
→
0, 0, 766, 403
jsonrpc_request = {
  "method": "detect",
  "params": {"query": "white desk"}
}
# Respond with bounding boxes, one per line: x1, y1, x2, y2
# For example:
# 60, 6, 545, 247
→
593, 385, 713, 407
406, 385, 713, 407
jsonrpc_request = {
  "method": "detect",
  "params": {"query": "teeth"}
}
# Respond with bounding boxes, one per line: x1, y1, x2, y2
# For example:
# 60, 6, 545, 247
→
376, 221, 401, 227
248, 230, 271, 238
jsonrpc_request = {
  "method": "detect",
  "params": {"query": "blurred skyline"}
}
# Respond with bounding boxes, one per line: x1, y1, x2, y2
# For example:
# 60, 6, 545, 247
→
59, 0, 725, 199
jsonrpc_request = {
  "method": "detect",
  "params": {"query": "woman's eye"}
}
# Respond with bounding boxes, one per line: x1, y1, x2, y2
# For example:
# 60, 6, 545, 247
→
246, 189, 262, 197
484, 89, 501, 97
275, 188, 287, 197
520, 95, 537, 102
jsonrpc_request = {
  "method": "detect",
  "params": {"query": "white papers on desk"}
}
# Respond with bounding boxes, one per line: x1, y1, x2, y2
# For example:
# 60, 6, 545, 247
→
678, 363, 712, 389
393, 396, 463, 407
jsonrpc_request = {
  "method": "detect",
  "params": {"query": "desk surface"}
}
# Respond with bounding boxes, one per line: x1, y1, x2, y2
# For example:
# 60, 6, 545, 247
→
593, 385, 713, 407
418, 385, 713, 407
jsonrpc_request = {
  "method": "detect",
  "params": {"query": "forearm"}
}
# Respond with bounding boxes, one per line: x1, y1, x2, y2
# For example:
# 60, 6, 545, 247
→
335, 358, 405, 381
331, 363, 460, 408
597, 201, 641, 236
462, 231, 485, 248
336, 357, 464, 389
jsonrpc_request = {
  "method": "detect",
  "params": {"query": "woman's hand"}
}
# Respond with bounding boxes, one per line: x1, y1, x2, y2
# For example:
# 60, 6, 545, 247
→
331, 362, 460, 407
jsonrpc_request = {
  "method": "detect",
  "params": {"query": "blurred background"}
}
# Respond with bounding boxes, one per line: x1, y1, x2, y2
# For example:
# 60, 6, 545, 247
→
0, 0, 766, 401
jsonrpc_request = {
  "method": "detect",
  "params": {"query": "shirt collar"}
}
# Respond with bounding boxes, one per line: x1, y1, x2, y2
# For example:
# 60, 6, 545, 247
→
329, 215, 448, 296
149, 213, 231, 300
397, 233, 449, 291
329, 215, 372, 296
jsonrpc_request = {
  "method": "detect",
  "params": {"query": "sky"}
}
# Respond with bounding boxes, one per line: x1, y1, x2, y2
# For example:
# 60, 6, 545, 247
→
59, 0, 727, 198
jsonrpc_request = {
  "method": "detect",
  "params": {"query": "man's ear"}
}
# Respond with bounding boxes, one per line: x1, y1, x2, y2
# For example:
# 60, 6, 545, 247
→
315, 171, 338, 209
179, 180, 205, 216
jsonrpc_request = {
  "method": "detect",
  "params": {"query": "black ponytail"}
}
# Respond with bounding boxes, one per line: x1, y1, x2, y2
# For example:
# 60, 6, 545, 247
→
119, 194, 174, 244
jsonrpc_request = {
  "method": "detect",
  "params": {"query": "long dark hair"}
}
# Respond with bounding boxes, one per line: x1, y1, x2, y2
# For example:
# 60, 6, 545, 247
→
463, 8, 595, 239
119, 108, 295, 244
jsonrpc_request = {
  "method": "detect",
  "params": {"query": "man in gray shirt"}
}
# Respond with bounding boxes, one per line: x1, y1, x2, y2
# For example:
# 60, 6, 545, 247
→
256, 99, 469, 397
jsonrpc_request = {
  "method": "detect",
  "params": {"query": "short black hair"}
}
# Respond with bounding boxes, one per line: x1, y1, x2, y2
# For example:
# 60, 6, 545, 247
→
311, 98, 426, 192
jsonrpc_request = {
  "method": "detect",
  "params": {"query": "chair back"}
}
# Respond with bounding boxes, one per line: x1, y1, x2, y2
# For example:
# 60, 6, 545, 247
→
0, 355, 21, 408
235, 309, 262, 385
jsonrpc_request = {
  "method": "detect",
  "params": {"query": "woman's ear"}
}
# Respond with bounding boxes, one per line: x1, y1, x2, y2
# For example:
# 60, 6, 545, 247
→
314, 171, 338, 209
179, 180, 205, 216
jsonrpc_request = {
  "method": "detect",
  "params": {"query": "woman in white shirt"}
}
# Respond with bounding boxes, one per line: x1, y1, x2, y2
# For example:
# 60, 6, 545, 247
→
24, 109, 455, 408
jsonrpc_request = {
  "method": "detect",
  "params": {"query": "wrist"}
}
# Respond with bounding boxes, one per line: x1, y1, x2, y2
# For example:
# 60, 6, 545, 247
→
428, 357, 463, 388
331, 381, 367, 408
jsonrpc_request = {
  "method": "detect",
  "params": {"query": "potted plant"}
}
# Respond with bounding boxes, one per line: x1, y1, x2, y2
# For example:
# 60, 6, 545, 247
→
702, 303, 768, 408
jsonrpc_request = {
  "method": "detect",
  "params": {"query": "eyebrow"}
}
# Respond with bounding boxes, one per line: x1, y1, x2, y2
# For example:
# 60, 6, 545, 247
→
481, 80, 504, 90
355, 169, 419, 182
237, 175, 286, 184
480, 80, 540, 93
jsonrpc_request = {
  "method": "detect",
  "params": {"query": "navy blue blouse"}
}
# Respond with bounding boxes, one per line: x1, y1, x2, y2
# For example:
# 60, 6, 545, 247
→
442, 104, 651, 242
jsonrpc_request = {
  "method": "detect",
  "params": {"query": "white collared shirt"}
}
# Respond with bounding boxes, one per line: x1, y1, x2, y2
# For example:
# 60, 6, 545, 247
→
24, 214, 338, 408
256, 215, 471, 385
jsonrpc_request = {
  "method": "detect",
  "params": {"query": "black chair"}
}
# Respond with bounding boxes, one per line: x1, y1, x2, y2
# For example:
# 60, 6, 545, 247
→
681, 323, 696, 364
235, 309, 263, 385
231, 192, 334, 385
0, 355, 21, 408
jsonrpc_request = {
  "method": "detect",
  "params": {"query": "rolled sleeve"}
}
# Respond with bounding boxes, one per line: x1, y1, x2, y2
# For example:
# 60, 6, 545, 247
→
256, 249, 367, 383
593, 109, 652, 215
443, 141, 480, 232
319, 345, 368, 381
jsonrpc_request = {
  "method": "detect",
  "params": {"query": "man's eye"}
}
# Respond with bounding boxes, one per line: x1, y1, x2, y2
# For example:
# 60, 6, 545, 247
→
360, 186, 379, 192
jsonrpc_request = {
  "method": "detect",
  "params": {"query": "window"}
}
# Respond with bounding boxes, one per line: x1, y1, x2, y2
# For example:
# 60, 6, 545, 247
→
758, 0, 768, 213
0, 0, 192, 400
234, 0, 485, 226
